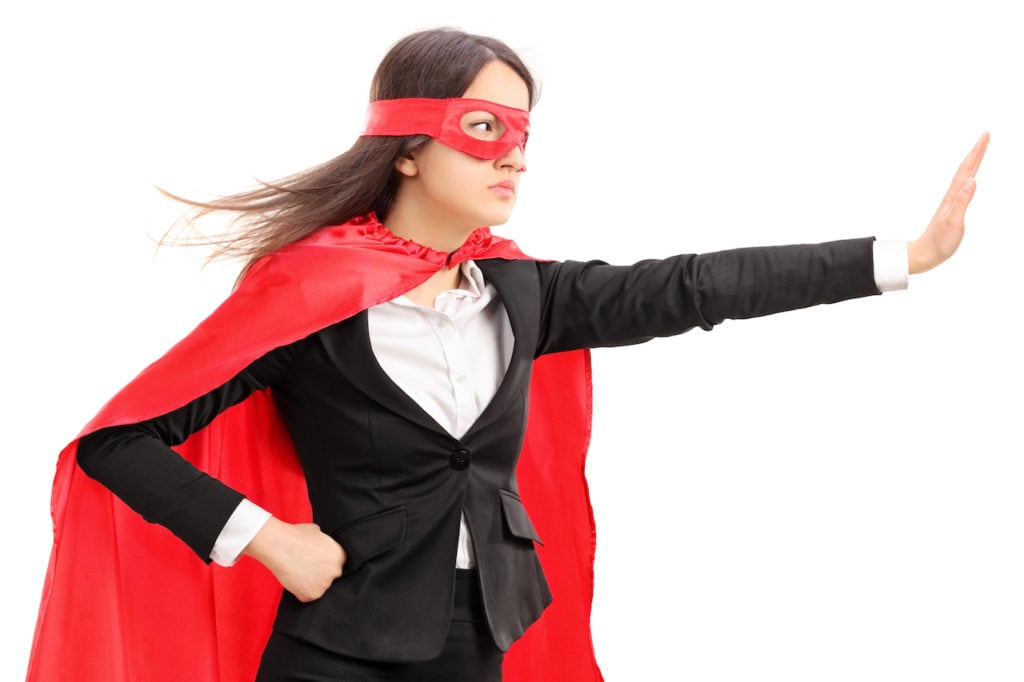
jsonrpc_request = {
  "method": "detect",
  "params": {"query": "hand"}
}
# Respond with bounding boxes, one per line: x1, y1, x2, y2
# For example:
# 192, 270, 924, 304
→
907, 132, 990, 274
242, 517, 347, 602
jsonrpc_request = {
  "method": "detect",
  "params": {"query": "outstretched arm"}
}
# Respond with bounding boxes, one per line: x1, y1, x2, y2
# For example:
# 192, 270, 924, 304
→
908, 132, 989, 274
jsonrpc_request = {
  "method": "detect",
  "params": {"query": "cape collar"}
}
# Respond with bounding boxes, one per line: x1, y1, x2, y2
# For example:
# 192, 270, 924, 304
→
301, 212, 499, 270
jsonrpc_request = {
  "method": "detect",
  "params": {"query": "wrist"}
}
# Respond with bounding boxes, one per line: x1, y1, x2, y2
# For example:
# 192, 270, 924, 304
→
906, 239, 928, 275
242, 515, 285, 567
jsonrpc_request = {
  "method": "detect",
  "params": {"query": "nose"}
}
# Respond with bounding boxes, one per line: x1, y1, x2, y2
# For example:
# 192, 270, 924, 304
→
497, 142, 526, 173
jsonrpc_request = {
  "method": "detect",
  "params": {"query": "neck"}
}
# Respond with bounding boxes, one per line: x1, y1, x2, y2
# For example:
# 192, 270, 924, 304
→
383, 204, 477, 255
403, 266, 462, 308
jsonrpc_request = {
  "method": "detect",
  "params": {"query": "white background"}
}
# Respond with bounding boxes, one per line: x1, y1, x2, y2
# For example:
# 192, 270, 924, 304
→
3, 1, 1022, 679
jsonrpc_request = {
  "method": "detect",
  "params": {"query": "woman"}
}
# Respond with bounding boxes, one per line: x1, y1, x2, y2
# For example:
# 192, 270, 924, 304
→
28, 27, 987, 682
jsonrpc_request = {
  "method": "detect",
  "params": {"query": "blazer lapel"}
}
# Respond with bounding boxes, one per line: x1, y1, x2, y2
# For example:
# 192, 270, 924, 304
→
463, 259, 540, 440
317, 311, 450, 437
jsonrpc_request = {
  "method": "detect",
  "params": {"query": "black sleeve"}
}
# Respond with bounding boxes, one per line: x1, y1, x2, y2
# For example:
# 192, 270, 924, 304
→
76, 341, 300, 563
535, 238, 880, 356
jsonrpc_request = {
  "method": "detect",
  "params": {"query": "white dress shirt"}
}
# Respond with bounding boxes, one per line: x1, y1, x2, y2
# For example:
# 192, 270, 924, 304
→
210, 242, 909, 567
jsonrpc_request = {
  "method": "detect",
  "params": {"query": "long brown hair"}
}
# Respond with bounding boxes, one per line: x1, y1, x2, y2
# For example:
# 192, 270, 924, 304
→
162, 28, 537, 278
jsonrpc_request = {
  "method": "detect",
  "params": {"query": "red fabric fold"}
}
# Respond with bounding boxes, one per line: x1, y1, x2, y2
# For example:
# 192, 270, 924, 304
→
27, 214, 603, 681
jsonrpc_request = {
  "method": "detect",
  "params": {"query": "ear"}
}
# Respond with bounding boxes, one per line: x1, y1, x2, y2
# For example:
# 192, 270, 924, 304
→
394, 153, 418, 178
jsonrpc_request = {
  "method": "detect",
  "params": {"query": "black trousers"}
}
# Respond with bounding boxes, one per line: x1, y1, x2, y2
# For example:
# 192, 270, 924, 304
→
255, 569, 503, 681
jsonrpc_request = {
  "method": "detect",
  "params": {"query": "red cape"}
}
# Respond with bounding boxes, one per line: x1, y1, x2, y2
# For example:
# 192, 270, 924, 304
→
27, 215, 603, 681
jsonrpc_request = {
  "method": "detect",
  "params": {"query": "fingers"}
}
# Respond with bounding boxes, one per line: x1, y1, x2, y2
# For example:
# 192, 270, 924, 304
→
961, 131, 990, 178
938, 175, 978, 225
956, 176, 978, 209
936, 132, 988, 219
948, 132, 988, 193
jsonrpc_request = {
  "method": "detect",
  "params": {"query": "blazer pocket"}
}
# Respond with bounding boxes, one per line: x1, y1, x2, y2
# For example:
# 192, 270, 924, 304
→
331, 506, 407, 576
499, 491, 543, 545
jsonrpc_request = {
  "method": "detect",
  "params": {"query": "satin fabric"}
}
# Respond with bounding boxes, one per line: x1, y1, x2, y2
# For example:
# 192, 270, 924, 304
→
27, 214, 602, 682
362, 97, 530, 160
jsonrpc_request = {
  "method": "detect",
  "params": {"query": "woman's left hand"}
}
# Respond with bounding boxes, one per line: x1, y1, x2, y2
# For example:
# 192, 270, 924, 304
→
907, 132, 989, 274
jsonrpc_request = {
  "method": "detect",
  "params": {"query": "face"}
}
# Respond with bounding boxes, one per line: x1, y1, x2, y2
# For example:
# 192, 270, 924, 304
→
393, 61, 531, 232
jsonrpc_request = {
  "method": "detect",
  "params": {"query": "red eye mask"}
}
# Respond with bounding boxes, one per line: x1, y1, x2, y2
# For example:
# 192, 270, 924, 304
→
362, 97, 530, 160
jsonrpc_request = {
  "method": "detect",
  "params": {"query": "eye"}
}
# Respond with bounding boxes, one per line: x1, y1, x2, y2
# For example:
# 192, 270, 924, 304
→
460, 111, 506, 141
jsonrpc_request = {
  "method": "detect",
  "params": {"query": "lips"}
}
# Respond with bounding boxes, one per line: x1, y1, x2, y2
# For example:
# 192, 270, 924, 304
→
489, 180, 516, 198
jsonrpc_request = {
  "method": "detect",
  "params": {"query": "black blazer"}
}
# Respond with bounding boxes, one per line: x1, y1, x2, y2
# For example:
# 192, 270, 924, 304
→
77, 238, 880, 662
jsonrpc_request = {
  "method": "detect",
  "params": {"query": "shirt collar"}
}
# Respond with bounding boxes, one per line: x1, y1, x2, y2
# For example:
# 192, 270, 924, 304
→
457, 260, 486, 299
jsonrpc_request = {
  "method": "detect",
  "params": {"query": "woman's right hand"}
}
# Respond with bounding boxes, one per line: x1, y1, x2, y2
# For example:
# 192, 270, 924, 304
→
242, 517, 347, 602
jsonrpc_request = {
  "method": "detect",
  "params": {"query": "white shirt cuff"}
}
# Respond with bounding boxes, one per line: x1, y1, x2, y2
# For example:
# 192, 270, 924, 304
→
209, 499, 272, 567
873, 240, 909, 292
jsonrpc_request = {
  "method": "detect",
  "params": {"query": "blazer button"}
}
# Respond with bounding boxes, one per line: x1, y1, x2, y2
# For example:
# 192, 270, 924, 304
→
449, 448, 472, 471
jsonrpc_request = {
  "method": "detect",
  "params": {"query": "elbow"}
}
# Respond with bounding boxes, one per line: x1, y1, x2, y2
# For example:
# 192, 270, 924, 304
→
75, 427, 151, 480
